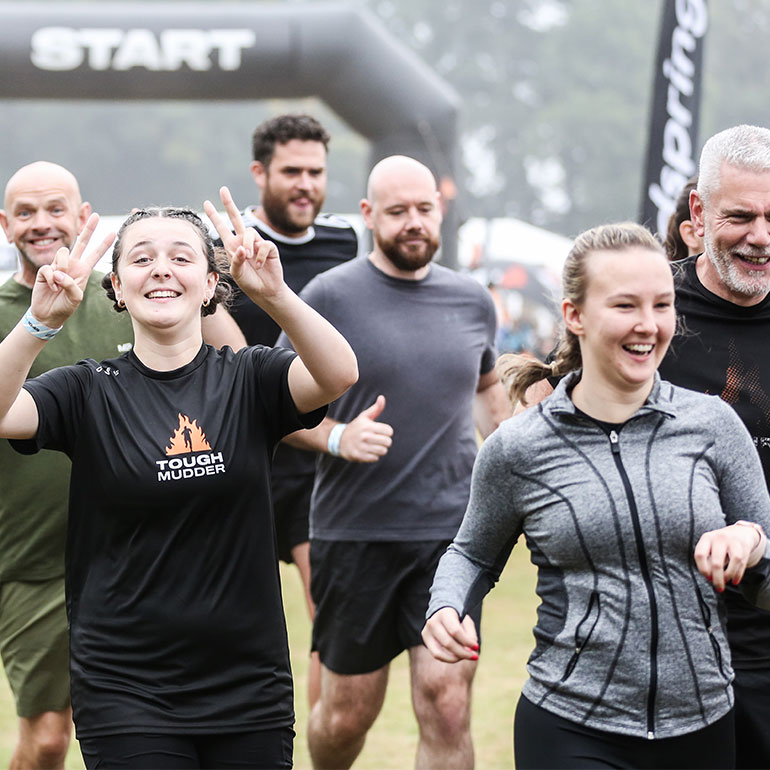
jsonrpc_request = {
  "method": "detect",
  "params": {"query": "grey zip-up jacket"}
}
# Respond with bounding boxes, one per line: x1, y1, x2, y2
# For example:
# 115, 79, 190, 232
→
428, 372, 770, 740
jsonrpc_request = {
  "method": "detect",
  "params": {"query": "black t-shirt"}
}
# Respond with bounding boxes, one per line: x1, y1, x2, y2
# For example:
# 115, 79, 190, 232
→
222, 211, 358, 348
660, 255, 770, 668
12, 344, 324, 737
219, 211, 358, 480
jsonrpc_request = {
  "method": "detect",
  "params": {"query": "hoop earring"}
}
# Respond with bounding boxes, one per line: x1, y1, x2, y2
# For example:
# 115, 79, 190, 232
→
117, 298, 126, 308
202, 297, 211, 308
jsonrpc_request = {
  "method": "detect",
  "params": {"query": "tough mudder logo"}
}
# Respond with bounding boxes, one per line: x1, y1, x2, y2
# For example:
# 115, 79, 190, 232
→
30, 27, 256, 72
155, 413, 225, 482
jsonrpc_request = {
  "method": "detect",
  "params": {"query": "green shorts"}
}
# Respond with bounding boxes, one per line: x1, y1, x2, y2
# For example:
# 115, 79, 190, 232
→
0, 577, 70, 718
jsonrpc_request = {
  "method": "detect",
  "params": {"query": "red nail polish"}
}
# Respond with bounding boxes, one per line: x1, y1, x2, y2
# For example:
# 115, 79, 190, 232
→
470, 653, 479, 661
472, 644, 479, 651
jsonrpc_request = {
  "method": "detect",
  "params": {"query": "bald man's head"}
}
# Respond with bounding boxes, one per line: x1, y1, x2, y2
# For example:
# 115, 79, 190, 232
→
3, 162, 82, 211
0, 161, 90, 287
366, 155, 438, 203
361, 155, 441, 274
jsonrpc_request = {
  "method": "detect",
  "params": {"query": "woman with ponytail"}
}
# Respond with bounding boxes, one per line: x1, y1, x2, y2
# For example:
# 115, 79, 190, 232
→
423, 222, 770, 769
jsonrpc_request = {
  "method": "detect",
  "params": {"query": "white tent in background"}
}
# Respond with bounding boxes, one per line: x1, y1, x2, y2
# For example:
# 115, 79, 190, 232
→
458, 217, 573, 274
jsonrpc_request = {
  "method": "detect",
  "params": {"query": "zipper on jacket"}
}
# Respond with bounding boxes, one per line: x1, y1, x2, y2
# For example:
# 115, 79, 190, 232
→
695, 586, 730, 682
560, 590, 601, 682
609, 429, 658, 740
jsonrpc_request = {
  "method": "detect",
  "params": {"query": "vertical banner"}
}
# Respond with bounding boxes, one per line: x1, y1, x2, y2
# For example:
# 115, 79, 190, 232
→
639, 0, 708, 236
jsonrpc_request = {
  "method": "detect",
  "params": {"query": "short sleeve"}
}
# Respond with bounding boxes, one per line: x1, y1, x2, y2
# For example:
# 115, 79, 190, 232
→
479, 286, 498, 375
245, 345, 326, 442
10, 362, 94, 457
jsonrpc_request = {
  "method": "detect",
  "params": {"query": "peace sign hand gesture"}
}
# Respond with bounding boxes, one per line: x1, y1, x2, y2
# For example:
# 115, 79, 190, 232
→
30, 213, 116, 329
204, 186, 286, 308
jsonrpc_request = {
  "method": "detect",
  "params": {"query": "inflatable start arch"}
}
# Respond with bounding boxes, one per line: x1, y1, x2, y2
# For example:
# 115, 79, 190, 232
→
0, 1, 461, 263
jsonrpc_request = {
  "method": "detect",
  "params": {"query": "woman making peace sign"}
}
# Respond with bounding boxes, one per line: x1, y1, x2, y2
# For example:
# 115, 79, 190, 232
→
0, 189, 357, 769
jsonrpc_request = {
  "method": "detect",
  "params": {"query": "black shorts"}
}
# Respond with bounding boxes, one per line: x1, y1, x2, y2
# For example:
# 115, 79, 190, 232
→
733, 666, 770, 769
272, 473, 313, 564
310, 539, 482, 675
514, 694, 735, 769
78, 727, 293, 769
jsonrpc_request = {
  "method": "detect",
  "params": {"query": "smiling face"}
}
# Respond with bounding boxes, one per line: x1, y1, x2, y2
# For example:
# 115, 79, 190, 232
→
692, 162, 770, 304
250, 139, 327, 236
0, 162, 90, 287
564, 246, 676, 397
111, 217, 218, 334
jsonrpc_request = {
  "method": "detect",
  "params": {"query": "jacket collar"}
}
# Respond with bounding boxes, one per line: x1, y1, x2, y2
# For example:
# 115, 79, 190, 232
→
545, 370, 677, 420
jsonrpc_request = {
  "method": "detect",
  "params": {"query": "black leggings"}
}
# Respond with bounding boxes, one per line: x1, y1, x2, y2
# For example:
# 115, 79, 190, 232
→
78, 727, 294, 769
514, 695, 735, 769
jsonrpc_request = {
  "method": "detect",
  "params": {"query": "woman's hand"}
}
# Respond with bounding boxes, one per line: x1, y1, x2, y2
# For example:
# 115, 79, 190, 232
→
30, 213, 115, 329
421, 607, 479, 663
203, 187, 286, 306
695, 521, 767, 592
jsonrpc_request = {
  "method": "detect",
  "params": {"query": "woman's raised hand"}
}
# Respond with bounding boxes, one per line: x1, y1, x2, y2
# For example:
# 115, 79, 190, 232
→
31, 213, 115, 329
204, 187, 285, 305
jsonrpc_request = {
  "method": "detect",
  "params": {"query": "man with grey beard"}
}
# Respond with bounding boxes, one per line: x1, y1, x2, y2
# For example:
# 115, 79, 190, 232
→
658, 124, 770, 769
280, 155, 510, 769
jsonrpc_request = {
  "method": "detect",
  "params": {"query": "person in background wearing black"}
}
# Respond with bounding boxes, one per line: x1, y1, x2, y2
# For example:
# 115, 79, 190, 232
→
664, 175, 702, 261
204, 114, 358, 706
660, 124, 770, 770
0, 189, 357, 769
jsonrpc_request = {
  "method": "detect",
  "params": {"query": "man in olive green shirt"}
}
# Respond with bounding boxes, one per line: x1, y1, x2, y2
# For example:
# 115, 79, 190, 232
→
0, 162, 133, 770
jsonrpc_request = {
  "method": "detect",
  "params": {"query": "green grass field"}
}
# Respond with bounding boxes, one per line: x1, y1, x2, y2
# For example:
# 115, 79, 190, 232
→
0, 544, 538, 770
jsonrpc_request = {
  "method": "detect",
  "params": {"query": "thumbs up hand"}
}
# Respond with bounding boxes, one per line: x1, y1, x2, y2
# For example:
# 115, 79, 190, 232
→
337, 395, 393, 463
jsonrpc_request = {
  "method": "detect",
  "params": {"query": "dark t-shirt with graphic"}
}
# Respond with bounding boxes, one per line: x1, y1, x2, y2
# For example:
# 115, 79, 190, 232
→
660, 255, 770, 668
12, 344, 324, 737
223, 211, 358, 349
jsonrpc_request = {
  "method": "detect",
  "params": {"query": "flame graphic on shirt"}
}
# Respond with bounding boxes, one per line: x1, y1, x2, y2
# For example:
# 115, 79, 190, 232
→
165, 413, 212, 456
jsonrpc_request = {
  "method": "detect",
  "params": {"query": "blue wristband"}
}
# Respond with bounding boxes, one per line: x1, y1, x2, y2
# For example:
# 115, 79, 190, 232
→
21, 308, 62, 341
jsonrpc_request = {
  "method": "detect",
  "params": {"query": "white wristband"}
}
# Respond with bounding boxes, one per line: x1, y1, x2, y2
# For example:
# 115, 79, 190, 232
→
21, 308, 62, 341
327, 423, 347, 457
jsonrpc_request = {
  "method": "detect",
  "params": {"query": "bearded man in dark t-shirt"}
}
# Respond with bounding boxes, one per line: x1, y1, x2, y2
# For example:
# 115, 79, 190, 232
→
202, 114, 357, 707
658, 124, 770, 770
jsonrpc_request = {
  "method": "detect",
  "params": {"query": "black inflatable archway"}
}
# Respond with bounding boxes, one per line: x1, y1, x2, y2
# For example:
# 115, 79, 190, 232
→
0, 1, 460, 264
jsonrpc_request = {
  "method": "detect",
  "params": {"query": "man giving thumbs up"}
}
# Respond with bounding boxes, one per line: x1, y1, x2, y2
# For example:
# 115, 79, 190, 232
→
280, 155, 509, 770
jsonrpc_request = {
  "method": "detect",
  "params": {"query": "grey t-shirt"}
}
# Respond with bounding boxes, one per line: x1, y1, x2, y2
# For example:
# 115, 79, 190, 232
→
279, 256, 497, 541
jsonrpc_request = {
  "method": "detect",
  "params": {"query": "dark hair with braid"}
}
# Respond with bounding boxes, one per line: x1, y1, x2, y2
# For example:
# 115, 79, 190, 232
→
497, 222, 665, 408
101, 207, 231, 316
